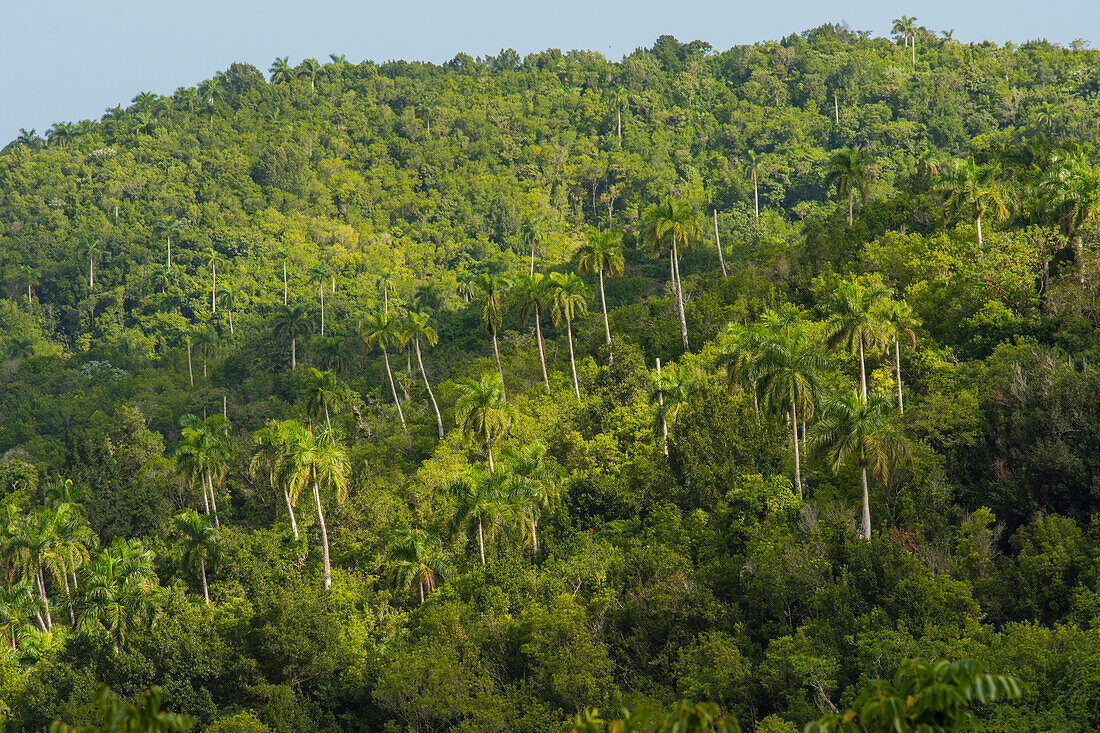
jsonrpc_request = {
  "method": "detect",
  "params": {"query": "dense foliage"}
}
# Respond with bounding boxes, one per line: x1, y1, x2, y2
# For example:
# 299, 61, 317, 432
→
2, 21, 1100, 731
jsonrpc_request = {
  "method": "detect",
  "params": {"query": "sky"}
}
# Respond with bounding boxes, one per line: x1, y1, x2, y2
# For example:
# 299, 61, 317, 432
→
1, 0, 1096, 144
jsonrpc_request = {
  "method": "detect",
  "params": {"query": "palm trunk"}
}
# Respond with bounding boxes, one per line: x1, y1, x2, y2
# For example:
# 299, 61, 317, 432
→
491, 330, 507, 402
858, 337, 867, 402
283, 484, 299, 540
206, 468, 220, 528
415, 338, 444, 439
598, 268, 613, 359
187, 341, 194, 386
531, 518, 539, 561
283, 261, 288, 305
487, 438, 495, 471
199, 478, 210, 516
894, 338, 904, 414
671, 235, 689, 351
753, 177, 759, 218
319, 286, 325, 336
617, 104, 621, 147
713, 209, 727, 278
212, 262, 216, 312
419, 579, 425, 604
790, 404, 802, 499
566, 316, 581, 401
37, 570, 52, 630
834, 93, 839, 124
657, 358, 668, 456
976, 214, 983, 246
860, 466, 871, 540
381, 346, 407, 431
291, 337, 297, 370
63, 569, 75, 625
200, 557, 210, 605
228, 307, 234, 335
89, 256, 94, 289
203, 353, 207, 378
312, 479, 332, 588
167, 235, 171, 272
477, 517, 486, 566
530, 242, 536, 276
848, 189, 854, 226
535, 307, 550, 395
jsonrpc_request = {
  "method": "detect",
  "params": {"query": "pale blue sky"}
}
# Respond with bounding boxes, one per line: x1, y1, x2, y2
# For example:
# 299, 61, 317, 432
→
1, 0, 1096, 144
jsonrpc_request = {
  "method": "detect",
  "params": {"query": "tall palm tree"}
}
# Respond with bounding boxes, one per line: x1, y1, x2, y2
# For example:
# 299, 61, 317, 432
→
573, 226, 624, 360
938, 158, 1009, 246
217, 285, 237, 336
385, 529, 450, 603
825, 147, 871, 226
445, 466, 511, 566
250, 421, 300, 540
269, 56, 294, 84
755, 313, 828, 496
205, 247, 219, 313
641, 198, 701, 351
191, 325, 218, 379
377, 269, 397, 315
405, 311, 445, 439
518, 217, 543, 276
273, 304, 312, 370
891, 16, 919, 66
648, 362, 695, 456
874, 299, 920, 414
1038, 149, 1100, 279
810, 391, 906, 540
309, 263, 331, 336
823, 280, 891, 401
277, 422, 349, 588
746, 150, 763, 218
297, 58, 321, 91
314, 336, 353, 377
175, 414, 231, 527
79, 236, 101, 289
502, 442, 561, 561
0, 580, 37, 647
361, 309, 407, 432
454, 371, 512, 470
715, 321, 768, 418
476, 274, 509, 400
549, 272, 590, 401
301, 368, 352, 431
172, 510, 219, 605
510, 273, 552, 395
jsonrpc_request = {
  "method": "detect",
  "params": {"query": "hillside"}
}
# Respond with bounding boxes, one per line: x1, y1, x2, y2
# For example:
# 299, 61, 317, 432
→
1, 25, 1100, 731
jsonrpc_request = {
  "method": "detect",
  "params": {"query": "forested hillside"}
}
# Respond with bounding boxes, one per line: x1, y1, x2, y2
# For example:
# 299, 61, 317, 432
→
2, 23, 1100, 731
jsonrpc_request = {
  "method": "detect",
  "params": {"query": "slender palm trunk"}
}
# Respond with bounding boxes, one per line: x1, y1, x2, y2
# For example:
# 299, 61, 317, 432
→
319, 286, 325, 336
657, 358, 668, 456
32, 603, 47, 632
976, 213, 983, 246
227, 307, 234, 335
283, 261, 288, 305
713, 210, 727, 278
860, 466, 871, 540
535, 307, 550, 395
187, 341, 194, 386
199, 478, 210, 516
203, 353, 207, 378
212, 262, 216, 312
415, 338, 444, 439
834, 93, 839, 124
671, 235, 689, 351
598, 268, 613, 359
291, 337, 297, 370
89, 256, 94, 289
37, 570, 52, 630
62, 570, 75, 625
491, 330, 507, 403
617, 104, 621, 147
566, 316, 581, 400
206, 469, 220, 528
167, 236, 171, 272
858, 337, 868, 401
381, 346, 407, 431
487, 438, 495, 471
419, 579, 425, 604
283, 484, 299, 540
753, 177, 759, 218
531, 519, 539, 561
894, 338, 904, 414
200, 557, 210, 605
848, 189, 854, 226
530, 243, 536, 276
790, 404, 802, 498
477, 517, 486, 566
312, 479, 332, 588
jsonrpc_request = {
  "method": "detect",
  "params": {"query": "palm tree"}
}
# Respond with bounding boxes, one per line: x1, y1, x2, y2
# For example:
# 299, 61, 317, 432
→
755, 312, 828, 496
309, 263, 331, 336
715, 321, 767, 418
549, 272, 590, 401
1039, 149, 1100, 279
0, 580, 36, 647
250, 422, 300, 540
301, 368, 352, 431
273, 304, 312, 370
361, 309, 407, 431
78, 538, 160, 652
269, 56, 294, 84
823, 280, 891, 401
79, 236, 101, 289
825, 147, 871, 226
405, 311, 445, 439
18, 266, 39, 306
297, 58, 321, 91
454, 371, 512, 470
518, 217, 543, 275
456, 272, 478, 304
510, 273, 552, 395
175, 414, 231, 527
277, 422, 349, 588
874, 299, 920, 414
191, 325, 218, 379
746, 150, 762, 218
938, 158, 1009, 246
502, 442, 561, 561
649, 362, 695, 456
641, 198, 701, 351
891, 15, 919, 66
573, 226, 624, 360
172, 510, 219, 605
445, 466, 511, 566
377, 269, 397, 315
385, 529, 450, 603
810, 391, 906, 540
476, 274, 509, 400
217, 285, 237, 336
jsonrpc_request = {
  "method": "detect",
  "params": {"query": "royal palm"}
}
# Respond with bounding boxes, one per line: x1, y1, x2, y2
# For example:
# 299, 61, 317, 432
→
642, 198, 700, 351
573, 226, 623, 361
